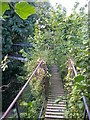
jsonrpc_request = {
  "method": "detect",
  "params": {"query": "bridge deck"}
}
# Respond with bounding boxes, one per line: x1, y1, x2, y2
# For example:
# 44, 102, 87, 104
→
45, 65, 66, 119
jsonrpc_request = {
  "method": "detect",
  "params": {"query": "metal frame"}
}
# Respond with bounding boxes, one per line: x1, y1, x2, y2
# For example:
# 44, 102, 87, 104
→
0, 60, 43, 120
70, 59, 90, 120
15, 102, 20, 120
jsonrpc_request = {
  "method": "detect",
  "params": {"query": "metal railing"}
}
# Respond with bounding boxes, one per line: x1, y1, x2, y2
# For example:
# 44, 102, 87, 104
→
0, 60, 44, 120
38, 64, 49, 119
38, 98, 46, 119
69, 58, 90, 120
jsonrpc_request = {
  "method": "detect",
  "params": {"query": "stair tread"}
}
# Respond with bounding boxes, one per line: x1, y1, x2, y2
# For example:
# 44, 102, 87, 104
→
45, 115, 64, 118
47, 99, 66, 101
46, 109, 65, 112
44, 65, 66, 119
45, 119, 61, 120
48, 96, 65, 98
46, 111, 64, 115
47, 106, 66, 109
47, 101, 66, 104
47, 104, 66, 107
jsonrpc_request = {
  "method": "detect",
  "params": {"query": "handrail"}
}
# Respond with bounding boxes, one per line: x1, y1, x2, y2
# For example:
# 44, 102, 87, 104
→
38, 98, 46, 119
69, 59, 77, 76
13, 43, 33, 47
0, 60, 43, 120
81, 92, 90, 119
69, 58, 90, 120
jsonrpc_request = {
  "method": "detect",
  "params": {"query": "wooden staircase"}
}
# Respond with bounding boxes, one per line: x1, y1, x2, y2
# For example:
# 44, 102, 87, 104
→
44, 65, 66, 120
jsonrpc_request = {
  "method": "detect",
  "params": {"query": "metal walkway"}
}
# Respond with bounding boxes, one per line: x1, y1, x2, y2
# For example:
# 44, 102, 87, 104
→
45, 65, 66, 120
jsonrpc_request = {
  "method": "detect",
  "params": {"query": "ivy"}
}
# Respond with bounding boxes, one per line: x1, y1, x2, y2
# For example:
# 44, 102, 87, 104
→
2, 1, 36, 112
74, 75, 85, 83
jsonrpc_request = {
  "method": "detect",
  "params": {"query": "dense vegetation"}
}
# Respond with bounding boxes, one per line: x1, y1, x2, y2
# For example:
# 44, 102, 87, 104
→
33, 3, 89, 119
1, 1, 89, 119
2, 2, 36, 112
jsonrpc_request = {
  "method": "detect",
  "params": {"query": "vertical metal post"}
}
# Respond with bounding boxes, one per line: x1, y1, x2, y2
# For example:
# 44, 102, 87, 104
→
0, 61, 43, 120
15, 102, 20, 120
83, 109, 87, 120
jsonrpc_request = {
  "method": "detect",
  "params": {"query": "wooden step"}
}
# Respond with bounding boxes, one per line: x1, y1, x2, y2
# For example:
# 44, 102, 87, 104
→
46, 109, 65, 112
49, 90, 64, 92
47, 98, 64, 100
48, 94, 64, 96
44, 65, 66, 120
49, 89, 64, 91
49, 93, 64, 95
46, 112, 64, 115
44, 118, 60, 120
49, 92, 64, 94
50, 86, 63, 88
47, 101, 66, 104
48, 94, 64, 99
47, 103, 66, 107
45, 115, 64, 119
47, 98, 66, 101
46, 106, 66, 109
49, 94, 64, 96
48, 96, 65, 98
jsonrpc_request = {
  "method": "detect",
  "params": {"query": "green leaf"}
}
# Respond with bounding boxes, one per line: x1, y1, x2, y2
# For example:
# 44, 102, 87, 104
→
55, 96, 65, 103
78, 103, 83, 109
55, 98, 61, 104
27, 102, 32, 107
20, 101, 28, 106
15, 1, 36, 20
75, 83, 87, 90
74, 75, 84, 83
0, 2, 10, 16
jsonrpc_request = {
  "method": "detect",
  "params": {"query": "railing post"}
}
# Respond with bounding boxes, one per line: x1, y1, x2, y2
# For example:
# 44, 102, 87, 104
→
70, 59, 90, 120
38, 62, 49, 119
0, 60, 43, 120
44, 76, 49, 100
15, 102, 20, 120
83, 109, 87, 120
81, 92, 90, 120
